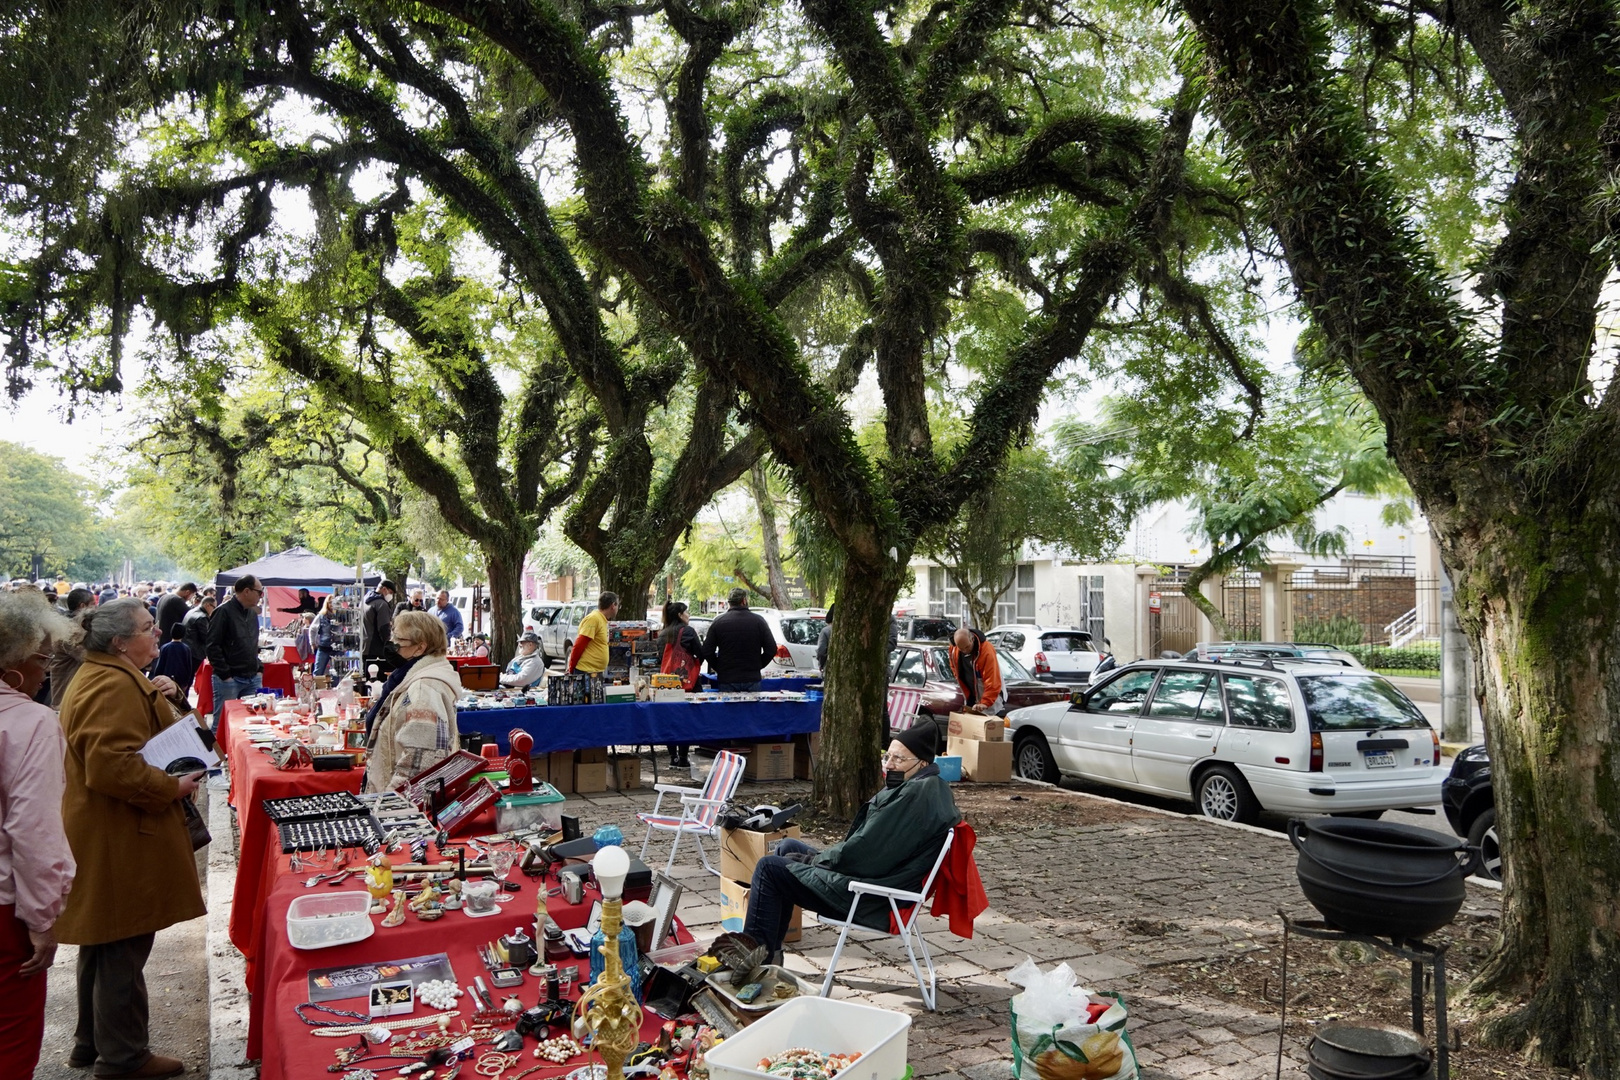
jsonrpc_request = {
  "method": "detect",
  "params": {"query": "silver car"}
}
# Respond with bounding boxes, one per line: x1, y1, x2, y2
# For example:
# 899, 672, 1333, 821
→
1007, 657, 1442, 824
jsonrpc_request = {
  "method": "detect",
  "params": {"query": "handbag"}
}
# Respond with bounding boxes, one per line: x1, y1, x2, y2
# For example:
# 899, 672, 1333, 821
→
181, 795, 211, 851
661, 637, 701, 692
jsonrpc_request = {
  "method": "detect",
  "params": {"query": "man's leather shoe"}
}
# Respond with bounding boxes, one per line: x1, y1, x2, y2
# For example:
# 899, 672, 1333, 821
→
66, 1047, 96, 1068
93, 1053, 185, 1078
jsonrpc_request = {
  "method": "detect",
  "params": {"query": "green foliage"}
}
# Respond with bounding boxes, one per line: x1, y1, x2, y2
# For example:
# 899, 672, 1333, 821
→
1343, 643, 1441, 672
0, 441, 93, 577
1293, 614, 1366, 648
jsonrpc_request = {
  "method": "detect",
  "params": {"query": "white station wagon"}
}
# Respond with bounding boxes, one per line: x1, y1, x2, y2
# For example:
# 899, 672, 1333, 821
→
1006, 657, 1443, 823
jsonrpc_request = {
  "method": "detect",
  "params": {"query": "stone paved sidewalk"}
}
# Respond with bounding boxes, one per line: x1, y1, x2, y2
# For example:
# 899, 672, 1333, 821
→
564, 768, 1500, 1080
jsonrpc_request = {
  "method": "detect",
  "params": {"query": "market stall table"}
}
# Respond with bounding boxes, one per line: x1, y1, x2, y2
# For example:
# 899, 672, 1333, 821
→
456, 699, 822, 754
699, 675, 822, 691
249, 847, 693, 1079
223, 700, 363, 991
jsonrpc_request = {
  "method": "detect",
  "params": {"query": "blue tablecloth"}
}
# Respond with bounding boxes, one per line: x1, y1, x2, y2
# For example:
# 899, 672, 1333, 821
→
456, 699, 822, 754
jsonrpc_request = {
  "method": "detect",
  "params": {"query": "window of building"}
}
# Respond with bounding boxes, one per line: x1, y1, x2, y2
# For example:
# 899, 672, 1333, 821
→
1079, 573, 1105, 644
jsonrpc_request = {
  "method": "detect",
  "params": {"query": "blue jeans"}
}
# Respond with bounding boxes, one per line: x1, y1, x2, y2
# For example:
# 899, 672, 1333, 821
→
313, 649, 333, 677
743, 839, 828, 954
212, 673, 262, 728
716, 681, 763, 692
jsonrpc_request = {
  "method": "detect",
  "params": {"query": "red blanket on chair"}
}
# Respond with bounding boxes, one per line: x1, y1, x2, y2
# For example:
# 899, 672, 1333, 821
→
930, 821, 989, 938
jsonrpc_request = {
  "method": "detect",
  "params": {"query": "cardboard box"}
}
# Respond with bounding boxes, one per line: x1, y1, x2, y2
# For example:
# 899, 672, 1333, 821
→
719, 825, 802, 883
719, 875, 801, 943
792, 733, 819, 779
548, 751, 575, 795
741, 742, 795, 781
574, 761, 608, 794
527, 753, 550, 786
576, 746, 609, 764
947, 735, 1013, 783
948, 712, 1005, 742
610, 754, 642, 791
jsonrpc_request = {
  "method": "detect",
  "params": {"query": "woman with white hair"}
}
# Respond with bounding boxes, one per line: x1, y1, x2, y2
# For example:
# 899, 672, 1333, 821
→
56, 598, 205, 1079
0, 591, 78, 1076
365, 610, 463, 793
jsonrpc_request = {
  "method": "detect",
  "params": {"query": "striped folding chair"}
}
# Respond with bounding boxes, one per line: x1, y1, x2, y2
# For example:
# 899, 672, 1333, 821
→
887, 688, 923, 732
636, 750, 747, 874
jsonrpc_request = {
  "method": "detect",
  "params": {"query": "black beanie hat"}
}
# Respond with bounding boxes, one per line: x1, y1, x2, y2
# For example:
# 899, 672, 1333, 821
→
895, 723, 937, 762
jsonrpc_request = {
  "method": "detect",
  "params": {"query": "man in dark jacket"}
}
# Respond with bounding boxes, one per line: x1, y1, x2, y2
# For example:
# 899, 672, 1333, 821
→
362, 580, 397, 663
181, 595, 215, 675
743, 724, 959, 957
702, 587, 777, 690
155, 581, 197, 638
208, 575, 264, 726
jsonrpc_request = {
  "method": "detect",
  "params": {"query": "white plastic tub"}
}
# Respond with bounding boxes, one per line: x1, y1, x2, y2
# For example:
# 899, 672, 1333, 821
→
286, 890, 376, 950
704, 997, 910, 1080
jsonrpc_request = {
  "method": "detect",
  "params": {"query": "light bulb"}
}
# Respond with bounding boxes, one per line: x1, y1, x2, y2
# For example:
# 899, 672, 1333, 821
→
592, 844, 631, 900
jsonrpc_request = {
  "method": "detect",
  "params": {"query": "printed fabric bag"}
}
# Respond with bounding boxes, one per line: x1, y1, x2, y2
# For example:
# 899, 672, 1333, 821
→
1008, 958, 1139, 1080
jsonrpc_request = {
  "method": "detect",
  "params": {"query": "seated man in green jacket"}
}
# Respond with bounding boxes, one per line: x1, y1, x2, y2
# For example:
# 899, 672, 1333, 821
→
743, 724, 960, 958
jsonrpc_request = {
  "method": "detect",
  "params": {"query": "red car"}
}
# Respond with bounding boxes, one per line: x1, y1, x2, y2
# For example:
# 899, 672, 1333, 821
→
886, 641, 1071, 745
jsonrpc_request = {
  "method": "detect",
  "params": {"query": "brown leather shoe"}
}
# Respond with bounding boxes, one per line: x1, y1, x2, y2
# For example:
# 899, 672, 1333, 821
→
93, 1053, 185, 1078
66, 1047, 96, 1068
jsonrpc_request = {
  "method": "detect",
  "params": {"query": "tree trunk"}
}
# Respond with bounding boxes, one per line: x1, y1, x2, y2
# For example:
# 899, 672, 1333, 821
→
600, 565, 657, 620
750, 462, 792, 609
815, 559, 904, 817
484, 543, 528, 666
1182, 562, 1236, 642
1451, 526, 1620, 1073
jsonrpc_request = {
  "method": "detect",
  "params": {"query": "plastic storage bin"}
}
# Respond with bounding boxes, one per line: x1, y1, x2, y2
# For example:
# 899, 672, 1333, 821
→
934, 755, 962, 782
286, 890, 376, 950
704, 997, 910, 1080
495, 784, 566, 832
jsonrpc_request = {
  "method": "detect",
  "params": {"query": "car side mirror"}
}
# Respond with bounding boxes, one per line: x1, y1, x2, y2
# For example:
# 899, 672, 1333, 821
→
1070, 689, 1086, 708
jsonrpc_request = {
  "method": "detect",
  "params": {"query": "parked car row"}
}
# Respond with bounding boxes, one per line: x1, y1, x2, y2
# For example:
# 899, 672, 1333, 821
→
1007, 655, 1444, 825
521, 601, 824, 673
885, 640, 1071, 746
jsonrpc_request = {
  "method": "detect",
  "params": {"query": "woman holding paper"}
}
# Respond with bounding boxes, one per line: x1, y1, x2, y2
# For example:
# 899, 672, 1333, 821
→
55, 598, 204, 1079
0, 591, 78, 1076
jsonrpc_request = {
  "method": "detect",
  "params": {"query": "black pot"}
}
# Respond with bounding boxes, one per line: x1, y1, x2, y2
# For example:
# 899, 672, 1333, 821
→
1307, 1024, 1431, 1079
1289, 818, 1468, 940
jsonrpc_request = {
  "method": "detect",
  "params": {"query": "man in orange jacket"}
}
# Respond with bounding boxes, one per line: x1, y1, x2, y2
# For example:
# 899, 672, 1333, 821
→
949, 628, 1005, 715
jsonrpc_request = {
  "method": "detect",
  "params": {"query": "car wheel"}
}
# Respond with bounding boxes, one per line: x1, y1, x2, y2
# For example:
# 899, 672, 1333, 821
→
1467, 807, 1501, 881
1014, 733, 1060, 784
1195, 765, 1260, 825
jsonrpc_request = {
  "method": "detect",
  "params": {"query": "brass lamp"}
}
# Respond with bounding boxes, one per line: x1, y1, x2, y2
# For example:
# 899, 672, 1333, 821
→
575, 845, 642, 1080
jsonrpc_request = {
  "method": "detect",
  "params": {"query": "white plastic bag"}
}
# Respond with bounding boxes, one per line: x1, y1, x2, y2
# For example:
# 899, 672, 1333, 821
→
1007, 958, 1138, 1080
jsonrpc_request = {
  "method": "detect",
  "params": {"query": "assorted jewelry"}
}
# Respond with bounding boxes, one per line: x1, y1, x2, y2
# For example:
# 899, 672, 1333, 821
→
311, 1010, 461, 1037
476, 1051, 522, 1076
419, 980, 464, 1010
342, 1071, 378, 1080
756, 1048, 863, 1080
532, 1035, 583, 1064
296, 1002, 374, 1028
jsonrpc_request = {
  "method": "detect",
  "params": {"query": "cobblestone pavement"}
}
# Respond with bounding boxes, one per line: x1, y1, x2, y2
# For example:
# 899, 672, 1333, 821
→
574, 768, 1501, 1080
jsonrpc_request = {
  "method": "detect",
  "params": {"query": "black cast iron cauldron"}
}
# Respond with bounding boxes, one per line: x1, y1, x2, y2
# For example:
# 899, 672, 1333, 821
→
1289, 818, 1470, 940
1307, 1024, 1432, 1079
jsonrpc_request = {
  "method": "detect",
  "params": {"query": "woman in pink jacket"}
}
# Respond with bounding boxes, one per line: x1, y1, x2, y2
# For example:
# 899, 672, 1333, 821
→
0, 590, 78, 1075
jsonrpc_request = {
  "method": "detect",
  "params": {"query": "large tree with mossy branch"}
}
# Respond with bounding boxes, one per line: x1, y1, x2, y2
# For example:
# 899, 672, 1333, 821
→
1, 0, 1250, 816
1174, 0, 1620, 1071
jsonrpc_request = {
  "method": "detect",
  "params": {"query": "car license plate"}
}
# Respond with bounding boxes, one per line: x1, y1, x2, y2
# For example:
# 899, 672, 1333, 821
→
1363, 751, 1396, 769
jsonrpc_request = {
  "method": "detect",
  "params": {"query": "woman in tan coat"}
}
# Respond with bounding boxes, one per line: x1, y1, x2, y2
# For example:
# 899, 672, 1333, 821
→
364, 610, 463, 793
56, 598, 205, 1079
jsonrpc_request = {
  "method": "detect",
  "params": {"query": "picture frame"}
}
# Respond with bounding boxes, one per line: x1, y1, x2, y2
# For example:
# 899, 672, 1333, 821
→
648, 871, 683, 949
345, 728, 368, 750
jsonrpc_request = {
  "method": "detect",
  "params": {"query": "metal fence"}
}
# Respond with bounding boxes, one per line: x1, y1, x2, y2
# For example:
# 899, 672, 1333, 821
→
1286, 570, 1441, 670
1220, 572, 1262, 641
1147, 572, 1200, 657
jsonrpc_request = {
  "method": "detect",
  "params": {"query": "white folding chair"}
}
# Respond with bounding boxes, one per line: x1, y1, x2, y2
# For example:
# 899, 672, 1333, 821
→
817, 825, 955, 1010
636, 750, 746, 874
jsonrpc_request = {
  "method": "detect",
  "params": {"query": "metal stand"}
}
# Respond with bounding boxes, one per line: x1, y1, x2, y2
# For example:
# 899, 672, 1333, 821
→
1275, 910, 1449, 1080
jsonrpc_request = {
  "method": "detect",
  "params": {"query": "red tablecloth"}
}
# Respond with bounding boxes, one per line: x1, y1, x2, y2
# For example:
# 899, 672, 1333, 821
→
262, 661, 295, 697
223, 702, 363, 997
250, 849, 688, 1079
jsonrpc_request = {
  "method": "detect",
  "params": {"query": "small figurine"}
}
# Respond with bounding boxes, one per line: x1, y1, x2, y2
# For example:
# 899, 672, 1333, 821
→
442, 879, 464, 910
409, 881, 439, 912
382, 889, 407, 927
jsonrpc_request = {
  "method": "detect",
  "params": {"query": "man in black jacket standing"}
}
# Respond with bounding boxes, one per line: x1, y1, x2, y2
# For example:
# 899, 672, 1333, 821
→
208, 575, 264, 727
362, 580, 397, 667
703, 588, 778, 691
156, 581, 197, 639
